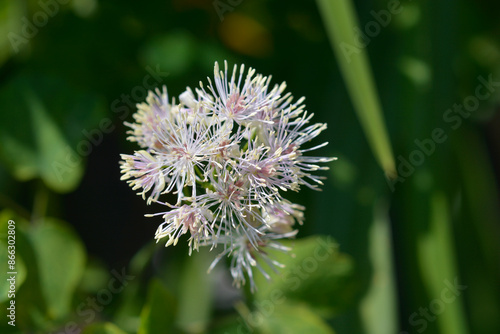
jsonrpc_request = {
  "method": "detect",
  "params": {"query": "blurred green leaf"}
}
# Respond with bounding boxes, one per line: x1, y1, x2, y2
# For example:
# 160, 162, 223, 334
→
359, 201, 397, 334
0, 211, 46, 330
417, 192, 468, 334
81, 322, 128, 334
113, 243, 156, 333
208, 315, 245, 334
0, 214, 27, 303
0, 245, 26, 304
0, 0, 24, 66
79, 257, 110, 294
176, 248, 215, 333
138, 278, 177, 334
454, 126, 500, 332
129, 241, 155, 275
27, 92, 83, 193
254, 236, 354, 315
0, 74, 106, 193
112, 279, 142, 333
28, 218, 86, 320
0, 135, 38, 182
252, 302, 336, 334
316, 0, 396, 177
0, 321, 23, 334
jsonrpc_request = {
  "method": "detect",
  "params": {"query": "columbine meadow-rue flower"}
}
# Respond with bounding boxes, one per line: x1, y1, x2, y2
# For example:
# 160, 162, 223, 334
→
120, 61, 336, 291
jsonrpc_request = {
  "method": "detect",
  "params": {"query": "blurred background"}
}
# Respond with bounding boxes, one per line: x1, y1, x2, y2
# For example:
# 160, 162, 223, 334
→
0, 0, 499, 333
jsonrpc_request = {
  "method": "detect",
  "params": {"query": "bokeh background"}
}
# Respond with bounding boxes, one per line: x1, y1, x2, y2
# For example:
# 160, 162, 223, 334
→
1, 0, 499, 333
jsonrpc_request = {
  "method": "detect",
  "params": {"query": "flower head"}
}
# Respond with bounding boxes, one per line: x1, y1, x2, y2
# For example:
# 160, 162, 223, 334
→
125, 86, 174, 149
120, 61, 334, 291
150, 203, 214, 255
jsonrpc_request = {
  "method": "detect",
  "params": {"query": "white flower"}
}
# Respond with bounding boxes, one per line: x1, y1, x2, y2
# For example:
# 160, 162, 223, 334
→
264, 111, 337, 190
120, 150, 166, 204
120, 61, 334, 291
264, 201, 304, 234
197, 61, 285, 125
152, 112, 222, 203
194, 166, 265, 248
235, 138, 285, 205
122, 111, 231, 204
150, 203, 214, 255
125, 86, 174, 149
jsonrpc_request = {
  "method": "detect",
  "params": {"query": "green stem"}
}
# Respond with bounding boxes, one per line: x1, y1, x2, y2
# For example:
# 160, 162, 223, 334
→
316, 0, 396, 178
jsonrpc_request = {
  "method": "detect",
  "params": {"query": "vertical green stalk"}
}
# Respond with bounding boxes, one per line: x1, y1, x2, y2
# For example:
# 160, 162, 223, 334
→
316, 0, 396, 178
360, 200, 397, 334
316, 1, 398, 331
417, 192, 468, 334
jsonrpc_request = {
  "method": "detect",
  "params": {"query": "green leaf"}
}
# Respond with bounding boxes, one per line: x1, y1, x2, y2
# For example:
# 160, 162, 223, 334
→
454, 127, 500, 332
0, 135, 38, 181
417, 192, 468, 334
0, 215, 27, 303
28, 218, 86, 320
79, 258, 110, 294
81, 322, 128, 334
138, 278, 177, 334
0, 73, 106, 193
27, 92, 84, 193
112, 279, 143, 333
0, 0, 24, 65
254, 236, 354, 315
176, 247, 215, 333
113, 243, 155, 333
316, 0, 396, 178
359, 201, 397, 334
0, 211, 46, 330
248, 302, 336, 334
208, 315, 245, 334
0, 244, 26, 304
129, 241, 156, 275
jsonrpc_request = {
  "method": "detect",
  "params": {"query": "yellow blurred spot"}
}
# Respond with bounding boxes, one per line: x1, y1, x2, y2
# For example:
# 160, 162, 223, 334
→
218, 13, 273, 57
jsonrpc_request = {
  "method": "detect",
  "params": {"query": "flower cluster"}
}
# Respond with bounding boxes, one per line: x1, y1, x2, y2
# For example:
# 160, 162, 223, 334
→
120, 61, 335, 291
